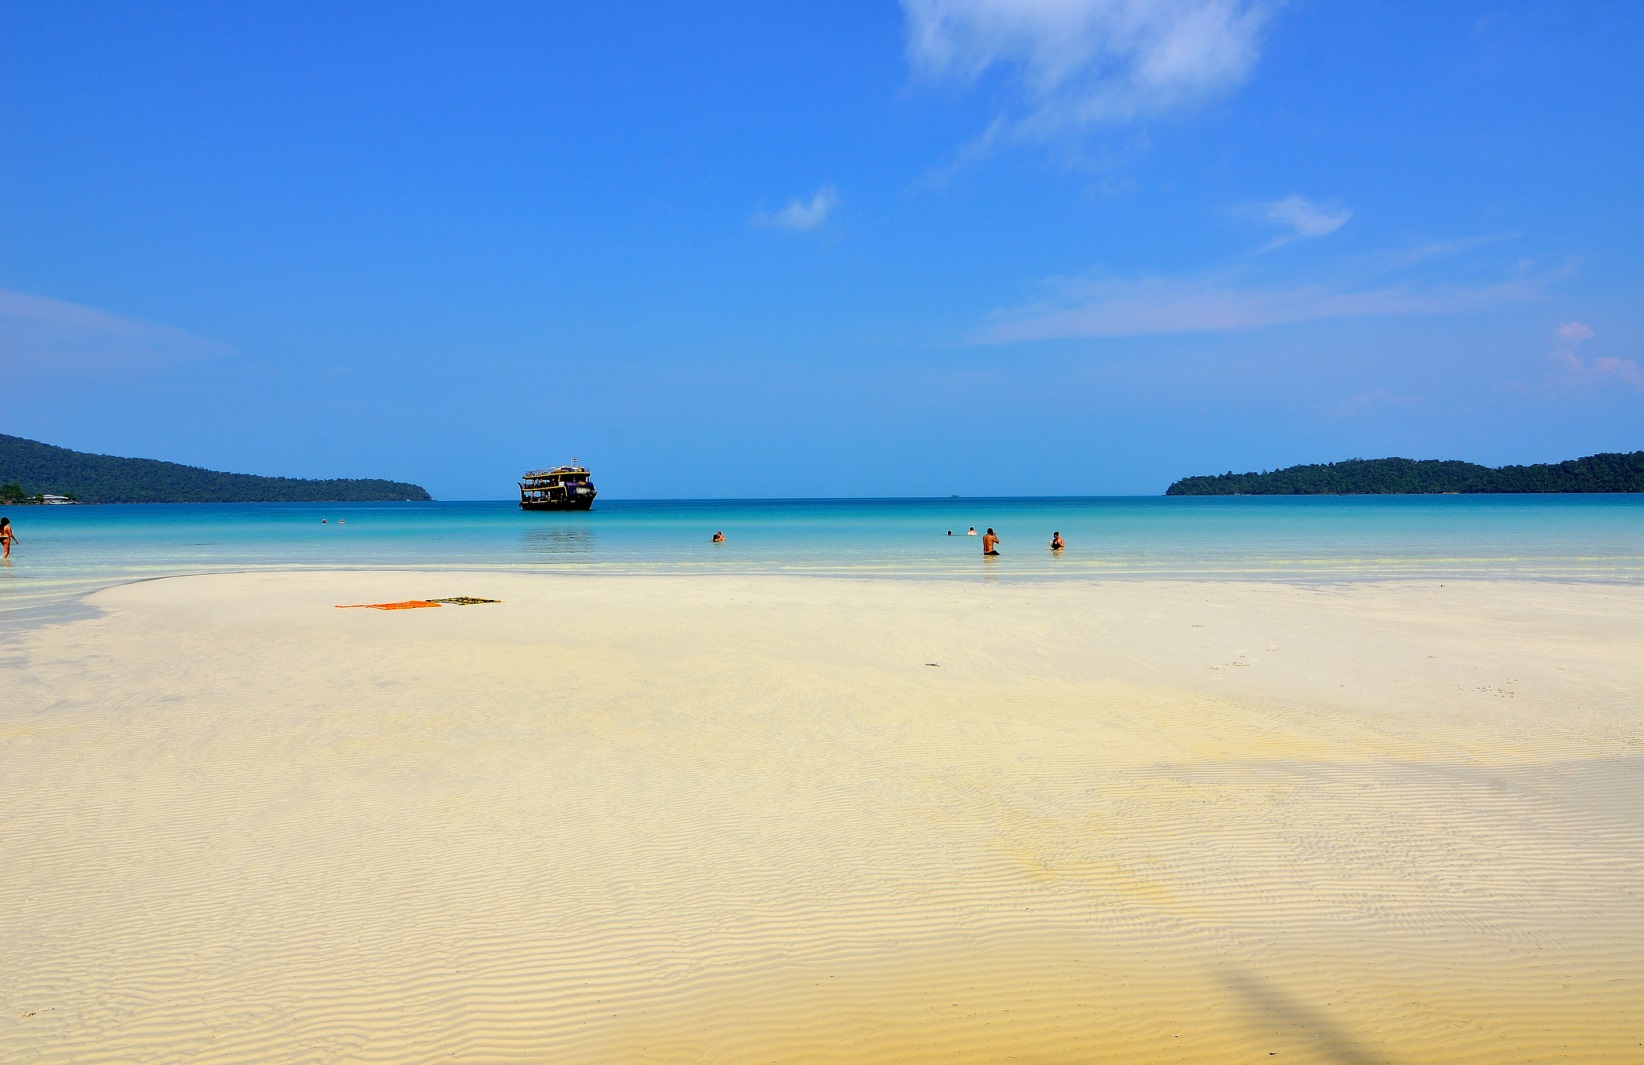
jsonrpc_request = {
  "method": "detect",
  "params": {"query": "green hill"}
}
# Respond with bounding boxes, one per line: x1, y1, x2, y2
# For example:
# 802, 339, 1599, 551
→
1166, 452, 1644, 495
0, 434, 432, 503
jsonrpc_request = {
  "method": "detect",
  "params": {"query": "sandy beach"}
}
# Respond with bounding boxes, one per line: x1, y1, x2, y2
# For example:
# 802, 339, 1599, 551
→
3, 570, 1642, 1063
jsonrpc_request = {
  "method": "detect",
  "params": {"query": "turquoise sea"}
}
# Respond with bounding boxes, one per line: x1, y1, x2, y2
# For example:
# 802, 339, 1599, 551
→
4, 495, 1644, 623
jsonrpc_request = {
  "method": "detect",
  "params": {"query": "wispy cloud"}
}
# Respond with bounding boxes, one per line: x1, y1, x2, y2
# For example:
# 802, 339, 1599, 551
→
753, 186, 840, 232
1354, 233, 1518, 275
903, 0, 1278, 140
1554, 320, 1593, 344
1247, 194, 1351, 249
0, 288, 228, 374
972, 271, 1539, 343
1328, 388, 1426, 419
1549, 321, 1643, 390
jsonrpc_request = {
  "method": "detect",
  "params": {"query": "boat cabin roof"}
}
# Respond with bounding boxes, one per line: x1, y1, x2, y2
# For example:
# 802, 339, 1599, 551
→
521, 465, 589, 479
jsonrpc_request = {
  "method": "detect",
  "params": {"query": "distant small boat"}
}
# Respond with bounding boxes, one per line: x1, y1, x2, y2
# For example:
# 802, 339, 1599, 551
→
519, 463, 596, 511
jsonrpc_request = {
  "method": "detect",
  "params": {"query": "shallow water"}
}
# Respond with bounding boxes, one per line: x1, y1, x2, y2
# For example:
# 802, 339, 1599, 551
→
4, 494, 1644, 620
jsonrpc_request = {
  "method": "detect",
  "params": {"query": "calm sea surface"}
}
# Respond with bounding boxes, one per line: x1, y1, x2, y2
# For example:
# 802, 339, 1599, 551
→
4, 495, 1643, 622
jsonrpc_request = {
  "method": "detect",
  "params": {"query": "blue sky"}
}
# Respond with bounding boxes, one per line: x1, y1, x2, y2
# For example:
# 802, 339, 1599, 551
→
2, 1, 1640, 498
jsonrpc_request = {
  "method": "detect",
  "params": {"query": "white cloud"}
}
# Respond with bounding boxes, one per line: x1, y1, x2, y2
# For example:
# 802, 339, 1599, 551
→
1253, 194, 1351, 247
753, 186, 840, 231
902, 0, 1277, 135
0, 288, 228, 375
972, 271, 1538, 343
1550, 322, 1643, 391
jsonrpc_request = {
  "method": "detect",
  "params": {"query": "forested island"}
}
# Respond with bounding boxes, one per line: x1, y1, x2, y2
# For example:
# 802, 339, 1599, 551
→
1166, 451, 1644, 495
0, 434, 432, 504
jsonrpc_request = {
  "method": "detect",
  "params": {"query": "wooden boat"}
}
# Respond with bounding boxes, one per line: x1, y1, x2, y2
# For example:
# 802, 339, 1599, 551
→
519, 464, 596, 511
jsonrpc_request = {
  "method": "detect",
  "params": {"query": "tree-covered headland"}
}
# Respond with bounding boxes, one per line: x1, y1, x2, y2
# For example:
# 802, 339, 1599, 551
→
1166, 452, 1644, 495
0, 434, 432, 503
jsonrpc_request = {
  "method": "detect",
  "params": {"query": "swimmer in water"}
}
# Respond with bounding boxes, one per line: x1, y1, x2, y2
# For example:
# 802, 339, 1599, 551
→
982, 528, 999, 556
0, 516, 16, 560
1050, 531, 1065, 551
712, 530, 726, 543
967, 527, 977, 536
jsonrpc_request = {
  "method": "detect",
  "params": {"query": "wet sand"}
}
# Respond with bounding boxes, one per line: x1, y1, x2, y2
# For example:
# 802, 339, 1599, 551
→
3, 571, 1642, 1063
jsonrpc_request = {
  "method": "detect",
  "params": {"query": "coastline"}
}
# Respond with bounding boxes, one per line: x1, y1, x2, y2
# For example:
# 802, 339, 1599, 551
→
4, 569, 1642, 1063
6, 494, 1644, 631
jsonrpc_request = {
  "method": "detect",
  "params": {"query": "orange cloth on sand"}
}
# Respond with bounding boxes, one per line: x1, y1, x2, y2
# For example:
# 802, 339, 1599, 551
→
335, 600, 442, 610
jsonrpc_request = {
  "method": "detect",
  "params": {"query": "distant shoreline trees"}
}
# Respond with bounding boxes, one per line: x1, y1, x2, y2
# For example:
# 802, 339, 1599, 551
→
1166, 452, 1644, 495
0, 434, 432, 503
0, 482, 76, 505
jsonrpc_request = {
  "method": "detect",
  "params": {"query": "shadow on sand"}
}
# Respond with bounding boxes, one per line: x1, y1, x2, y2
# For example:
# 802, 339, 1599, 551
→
1219, 964, 1402, 1065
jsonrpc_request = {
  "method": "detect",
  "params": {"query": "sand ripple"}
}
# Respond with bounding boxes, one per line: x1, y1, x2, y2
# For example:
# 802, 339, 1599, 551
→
3, 572, 1642, 1062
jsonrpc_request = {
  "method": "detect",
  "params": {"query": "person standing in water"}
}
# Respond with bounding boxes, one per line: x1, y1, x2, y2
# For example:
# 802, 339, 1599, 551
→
0, 516, 17, 560
711, 530, 726, 543
982, 528, 999, 556
1050, 531, 1065, 551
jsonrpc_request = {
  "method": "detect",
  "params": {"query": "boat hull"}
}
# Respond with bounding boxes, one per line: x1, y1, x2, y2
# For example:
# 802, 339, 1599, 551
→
519, 495, 595, 511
